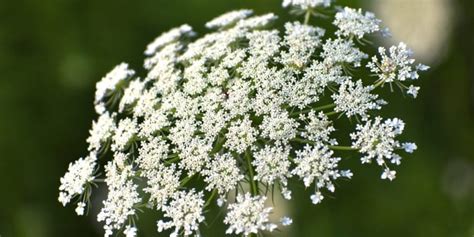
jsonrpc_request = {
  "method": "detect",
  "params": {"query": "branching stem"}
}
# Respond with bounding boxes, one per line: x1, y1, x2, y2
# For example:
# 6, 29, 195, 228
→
291, 103, 336, 117
304, 10, 312, 25
245, 150, 258, 196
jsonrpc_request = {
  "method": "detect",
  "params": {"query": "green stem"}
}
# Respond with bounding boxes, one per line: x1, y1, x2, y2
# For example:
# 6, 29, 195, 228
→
291, 103, 336, 117
204, 189, 218, 207
164, 155, 180, 164
325, 111, 339, 116
291, 137, 315, 145
373, 79, 385, 89
180, 175, 194, 186
211, 134, 226, 154
329, 145, 359, 151
245, 150, 258, 196
304, 10, 312, 25
292, 139, 358, 151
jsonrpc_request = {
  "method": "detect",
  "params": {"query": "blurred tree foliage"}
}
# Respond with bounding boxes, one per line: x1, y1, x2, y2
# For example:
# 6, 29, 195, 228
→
0, 0, 472, 236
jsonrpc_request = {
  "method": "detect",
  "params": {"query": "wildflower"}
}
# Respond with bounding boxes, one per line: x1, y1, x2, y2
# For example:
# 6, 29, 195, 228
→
157, 189, 205, 237
402, 142, 417, 153
59, 1, 428, 235
236, 13, 278, 29
299, 111, 335, 144
142, 164, 181, 210
292, 144, 352, 203
224, 115, 258, 154
86, 112, 115, 152
206, 9, 254, 29
259, 110, 298, 142
119, 79, 146, 113
253, 145, 292, 198
332, 79, 384, 118
224, 193, 278, 236
202, 153, 244, 195
145, 24, 195, 56
279, 21, 325, 68
97, 157, 141, 234
111, 117, 138, 152
310, 191, 324, 204
351, 117, 415, 179
334, 7, 381, 39
137, 137, 169, 170
282, 0, 332, 10
322, 38, 368, 67
58, 153, 97, 206
94, 63, 135, 114
367, 42, 429, 87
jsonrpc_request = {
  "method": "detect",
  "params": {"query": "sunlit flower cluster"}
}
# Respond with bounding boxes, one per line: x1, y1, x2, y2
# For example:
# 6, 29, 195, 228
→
59, 1, 427, 236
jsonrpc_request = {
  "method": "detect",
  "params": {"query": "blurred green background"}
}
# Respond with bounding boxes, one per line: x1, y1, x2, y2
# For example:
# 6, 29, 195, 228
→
1, 0, 473, 236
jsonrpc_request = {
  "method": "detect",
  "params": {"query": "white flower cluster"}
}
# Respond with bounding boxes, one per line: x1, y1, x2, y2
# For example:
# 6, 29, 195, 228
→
367, 42, 429, 96
157, 189, 205, 237
94, 63, 135, 114
332, 80, 385, 118
59, 1, 428, 236
206, 9, 254, 29
334, 7, 381, 39
224, 193, 277, 236
97, 154, 141, 236
350, 117, 416, 181
58, 153, 97, 206
292, 144, 352, 204
283, 0, 332, 10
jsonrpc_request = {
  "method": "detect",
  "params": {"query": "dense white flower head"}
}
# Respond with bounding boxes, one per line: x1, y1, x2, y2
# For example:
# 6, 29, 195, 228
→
59, 0, 428, 236
334, 7, 381, 39
157, 189, 205, 237
322, 38, 368, 67
236, 13, 278, 29
137, 137, 169, 170
143, 164, 181, 210
95, 63, 135, 114
86, 112, 115, 151
351, 117, 415, 178
224, 116, 258, 154
224, 193, 278, 236
332, 79, 385, 118
367, 42, 429, 89
58, 153, 97, 206
282, 0, 332, 10
119, 79, 145, 113
292, 144, 352, 203
202, 153, 244, 195
259, 110, 298, 142
299, 111, 335, 143
97, 156, 141, 235
145, 24, 195, 56
253, 145, 292, 198
206, 9, 254, 29
111, 117, 138, 152
279, 21, 325, 68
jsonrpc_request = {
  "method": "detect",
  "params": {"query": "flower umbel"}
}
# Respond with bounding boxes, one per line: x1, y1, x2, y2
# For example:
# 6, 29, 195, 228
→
59, 0, 427, 236
224, 193, 277, 236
